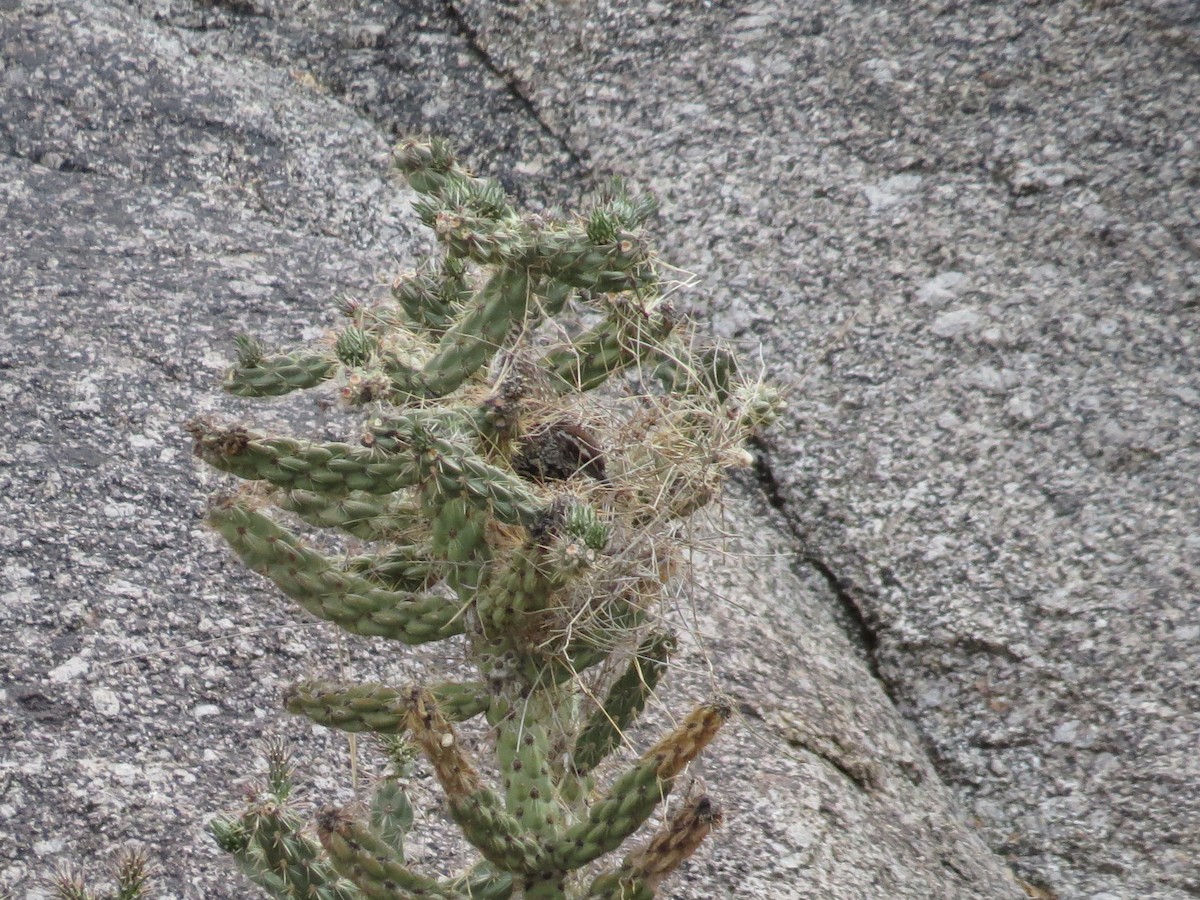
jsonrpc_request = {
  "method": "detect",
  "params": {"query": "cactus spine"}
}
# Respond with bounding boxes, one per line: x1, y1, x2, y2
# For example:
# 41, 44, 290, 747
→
192, 137, 782, 899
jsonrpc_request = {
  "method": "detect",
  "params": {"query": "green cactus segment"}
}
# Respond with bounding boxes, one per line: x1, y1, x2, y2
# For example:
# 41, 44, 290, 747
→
393, 136, 460, 196
548, 701, 729, 871
283, 682, 415, 734
542, 297, 674, 393
521, 875, 568, 900
573, 632, 675, 776
398, 424, 545, 526
421, 680, 494, 722
405, 689, 550, 875
444, 794, 548, 874
653, 345, 739, 403
273, 488, 425, 543
286, 681, 490, 733
395, 138, 511, 218
422, 204, 525, 268
537, 278, 574, 319
531, 228, 655, 295
565, 503, 610, 552
399, 143, 525, 270
368, 356, 429, 404
476, 369, 529, 461
513, 717, 559, 839
389, 256, 468, 336
187, 419, 422, 496
237, 801, 356, 900
365, 407, 480, 452
332, 324, 378, 368
593, 177, 660, 229
421, 268, 531, 397
548, 757, 660, 872
370, 780, 414, 859
347, 544, 440, 593
209, 816, 293, 898
732, 381, 786, 432
441, 219, 653, 293
447, 789, 550, 877
224, 336, 337, 398
496, 695, 559, 839
208, 501, 463, 643
446, 864, 514, 900
261, 737, 295, 800
432, 494, 487, 564
586, 877, 653, 900
480, 544, 552, 636
587, 796, 724, 900
317, 809, 460, 899
429, 494, 490, 597
398, 139, 652, 288
481, 504, 604, 638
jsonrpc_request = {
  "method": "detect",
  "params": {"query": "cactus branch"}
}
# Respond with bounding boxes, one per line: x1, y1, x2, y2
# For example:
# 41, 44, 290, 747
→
188, 420, 422, 496
404, 689, 550, 875
241, 800, 355, 900
572, 632, 675, 775
495, 693, 561, 839
548, 701, 729, 871
587, 795, 724, 899
421, 268, 532, 396
272, 487, 427, 544
225, 338, 337, 398
317, 808, 460, 899
208, 500, 463, 643
285, 680, 490, 732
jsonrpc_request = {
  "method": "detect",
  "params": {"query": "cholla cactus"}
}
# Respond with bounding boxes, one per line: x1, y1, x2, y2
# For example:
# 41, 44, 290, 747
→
49, 852, 152, 900
189, 137, 782, 900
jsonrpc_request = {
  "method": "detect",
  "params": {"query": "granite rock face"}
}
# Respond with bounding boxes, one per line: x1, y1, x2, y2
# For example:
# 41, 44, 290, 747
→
2, 0, 1193, 898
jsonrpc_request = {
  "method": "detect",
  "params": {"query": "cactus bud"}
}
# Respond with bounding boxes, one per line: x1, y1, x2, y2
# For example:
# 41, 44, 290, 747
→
566, 502, 609, 551
334, 324, 377, 367
234, 333, 264, 367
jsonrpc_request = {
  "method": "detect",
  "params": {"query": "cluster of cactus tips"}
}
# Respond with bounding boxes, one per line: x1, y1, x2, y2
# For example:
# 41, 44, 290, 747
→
185, 137, 782, 899
45, 853, 151, 900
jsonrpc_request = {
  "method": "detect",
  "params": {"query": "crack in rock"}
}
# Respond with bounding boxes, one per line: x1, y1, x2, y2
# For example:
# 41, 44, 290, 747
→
748, 436, 891, 695
442, 0, 588, 175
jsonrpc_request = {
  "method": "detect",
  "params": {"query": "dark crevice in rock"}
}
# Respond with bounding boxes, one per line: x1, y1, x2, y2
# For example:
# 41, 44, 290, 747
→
747, 436, 889, 693
1, 146, 105, 177
786, 733, 882, 794
738, 690, 875, 791
947, 635, 1025, 665
198, 0, 269, 17
442, 0, 589, 177
804, 554, 884, 676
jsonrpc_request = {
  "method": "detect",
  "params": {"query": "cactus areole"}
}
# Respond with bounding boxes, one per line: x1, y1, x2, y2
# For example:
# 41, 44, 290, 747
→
191, 138, 783, 900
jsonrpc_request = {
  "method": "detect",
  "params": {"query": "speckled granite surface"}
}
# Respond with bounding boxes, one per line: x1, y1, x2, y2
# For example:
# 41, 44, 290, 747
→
2, 1, 1196, 897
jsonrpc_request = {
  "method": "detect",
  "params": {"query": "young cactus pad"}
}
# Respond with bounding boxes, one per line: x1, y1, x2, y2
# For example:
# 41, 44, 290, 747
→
191, 137, 783, 900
